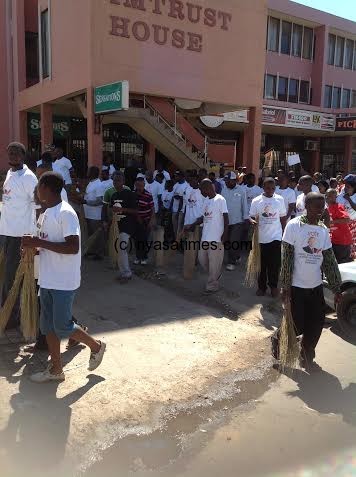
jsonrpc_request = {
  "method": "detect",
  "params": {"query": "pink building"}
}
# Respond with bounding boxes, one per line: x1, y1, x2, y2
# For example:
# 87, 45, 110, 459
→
1, 0, 356, 177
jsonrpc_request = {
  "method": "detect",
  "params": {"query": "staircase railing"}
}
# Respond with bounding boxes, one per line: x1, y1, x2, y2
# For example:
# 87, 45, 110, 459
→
142, 95, 209, 166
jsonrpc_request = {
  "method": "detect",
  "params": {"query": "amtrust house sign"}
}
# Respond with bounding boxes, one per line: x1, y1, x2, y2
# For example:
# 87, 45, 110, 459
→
109, 0, 232, 53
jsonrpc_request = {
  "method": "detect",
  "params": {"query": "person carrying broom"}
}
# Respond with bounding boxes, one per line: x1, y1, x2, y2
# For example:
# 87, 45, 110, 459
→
272, 192, 342, 372
22, 172, 106, 383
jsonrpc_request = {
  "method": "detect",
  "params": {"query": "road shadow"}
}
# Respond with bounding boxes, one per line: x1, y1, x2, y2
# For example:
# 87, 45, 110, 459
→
0, 360, 105, 477
283, 367, 356, 426
330, 321, 356, 346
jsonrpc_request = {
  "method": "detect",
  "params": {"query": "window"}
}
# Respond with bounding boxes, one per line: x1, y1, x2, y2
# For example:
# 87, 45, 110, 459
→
281, 21, 292, 55
324, 85, 332, 108
278, 76, 288, 101
267, 17, 280, 52
328, 34, 336, 65
299, 80, 309, 103
352, 90, 356, 107
264, 74, 277, 99
345, 39, 354, 69
40, 9, 50, 78
332, 87, 341, 108
335, 37, 345, 67
303, 27, 313, 59
342, 88, 351, 108
292, 24, 302, 57
288, 78, 299, 103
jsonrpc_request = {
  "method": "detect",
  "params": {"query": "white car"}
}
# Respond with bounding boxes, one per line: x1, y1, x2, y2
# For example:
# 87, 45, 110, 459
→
323, 261, 356, 338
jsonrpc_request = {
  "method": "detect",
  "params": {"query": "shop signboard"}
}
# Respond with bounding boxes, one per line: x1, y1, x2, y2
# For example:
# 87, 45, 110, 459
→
28, 113, 70, 138
94, 81, 129, 114
262, 106, 335, 132
335, 116, 356, 131
200, 110, 248, 128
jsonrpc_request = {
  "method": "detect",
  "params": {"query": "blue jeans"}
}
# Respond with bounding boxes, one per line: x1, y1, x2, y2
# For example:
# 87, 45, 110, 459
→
40, 288, 78, 339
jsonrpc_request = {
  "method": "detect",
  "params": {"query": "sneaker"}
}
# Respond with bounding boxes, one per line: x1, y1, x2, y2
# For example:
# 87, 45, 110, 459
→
88, 341, 106, 371
30, 368, 65, 383
140, 259, 148, 265
133, 259, 140, 265
226, 264, 236, 271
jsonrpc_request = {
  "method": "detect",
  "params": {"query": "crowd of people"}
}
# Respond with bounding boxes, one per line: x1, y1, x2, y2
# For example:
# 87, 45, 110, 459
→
1, 141, 355, 378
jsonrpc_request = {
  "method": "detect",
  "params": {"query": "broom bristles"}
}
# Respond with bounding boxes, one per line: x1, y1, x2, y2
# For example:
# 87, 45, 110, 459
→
245, 219, 261, 288
20, 249, 39, 340
0, 260, 25, 334
278, 300, 300, 372
81, 228, 102, 257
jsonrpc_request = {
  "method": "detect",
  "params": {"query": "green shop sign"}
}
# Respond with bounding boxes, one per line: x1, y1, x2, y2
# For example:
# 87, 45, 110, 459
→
28, 113, 70, 138
94, 81, 129, 114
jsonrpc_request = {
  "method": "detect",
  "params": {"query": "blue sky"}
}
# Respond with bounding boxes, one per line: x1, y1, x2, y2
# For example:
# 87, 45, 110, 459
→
292, 0, 356, 22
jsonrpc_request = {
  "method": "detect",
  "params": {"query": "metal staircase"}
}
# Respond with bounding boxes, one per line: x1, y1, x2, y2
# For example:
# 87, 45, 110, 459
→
103, 98, 209, 171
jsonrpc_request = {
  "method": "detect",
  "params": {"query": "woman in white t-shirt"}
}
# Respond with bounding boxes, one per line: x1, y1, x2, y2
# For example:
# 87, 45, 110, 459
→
249, 177, 287, 298
336, 175, 356, 259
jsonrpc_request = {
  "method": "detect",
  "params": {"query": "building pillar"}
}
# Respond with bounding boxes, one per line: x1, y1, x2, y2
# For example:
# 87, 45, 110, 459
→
311, 150, 320, 173
40, 103, 53, 152
86, 86, 103, 167
241, 107, 262, 177
145, 143, 156, 171
344, 136, 353, 173
18, 111, 28, 148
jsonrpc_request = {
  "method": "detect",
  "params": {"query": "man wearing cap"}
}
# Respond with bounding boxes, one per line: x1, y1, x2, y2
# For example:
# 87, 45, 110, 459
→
0, 142, 38, 328
222, 172, 250, 271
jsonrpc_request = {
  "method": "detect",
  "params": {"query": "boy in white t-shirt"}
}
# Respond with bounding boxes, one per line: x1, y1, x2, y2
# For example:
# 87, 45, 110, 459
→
22, 172, 106, 383
272, 192, 342, 371
187, 179, 229, 294
249, 177, 287, 298
275, 173, 296, 221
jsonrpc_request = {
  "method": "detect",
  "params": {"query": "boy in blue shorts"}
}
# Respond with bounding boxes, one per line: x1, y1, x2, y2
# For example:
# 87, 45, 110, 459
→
22, 172, 106, 383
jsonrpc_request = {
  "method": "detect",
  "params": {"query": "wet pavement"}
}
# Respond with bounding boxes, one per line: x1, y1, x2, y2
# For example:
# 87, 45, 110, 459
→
85, 325, 356, 477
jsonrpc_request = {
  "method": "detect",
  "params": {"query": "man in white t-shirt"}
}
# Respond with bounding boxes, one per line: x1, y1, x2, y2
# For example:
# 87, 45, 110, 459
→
276, 173, 296, 221
0, 142, 38, 329
53, 147, 73, 188
187, 179, 229, 294
243, 173, 263, 211
145, 170, 164, 215
272, 192, 342, 371
172, 171, 189, 239
153, 163, 171, 183
249, 177, 287, 298
22, 172, 106, 383
83, 166, 105, 259
296, 175, 330, 226
100, 168, 114, 195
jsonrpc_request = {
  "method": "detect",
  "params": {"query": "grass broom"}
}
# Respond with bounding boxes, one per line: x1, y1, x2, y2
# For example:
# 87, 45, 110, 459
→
81, 228, 102, 257
20, 249, 39, 340
244, 218, 261, 288
0, 258, 25, 334
278, 300, 300, 372
109, 217, 120, 269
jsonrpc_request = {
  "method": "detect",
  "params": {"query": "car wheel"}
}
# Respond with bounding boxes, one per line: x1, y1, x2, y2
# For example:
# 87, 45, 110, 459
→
337, 288, 356, 340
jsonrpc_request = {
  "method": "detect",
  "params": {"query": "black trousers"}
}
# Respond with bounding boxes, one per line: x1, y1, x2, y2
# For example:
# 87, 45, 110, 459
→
258, 240, 281, 291
332, 244, 352, 264
134, 223, 150, 260
1, 236, 22, 329
272, 285, 326, 362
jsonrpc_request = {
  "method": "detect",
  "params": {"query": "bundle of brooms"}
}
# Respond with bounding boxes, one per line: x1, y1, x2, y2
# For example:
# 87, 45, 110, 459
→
278, 299, 300, 372
244, 218, 261, 288
0, 248, 38, 340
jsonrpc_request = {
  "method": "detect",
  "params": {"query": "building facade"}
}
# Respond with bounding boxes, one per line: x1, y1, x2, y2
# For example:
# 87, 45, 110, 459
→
1, 0, 356, 177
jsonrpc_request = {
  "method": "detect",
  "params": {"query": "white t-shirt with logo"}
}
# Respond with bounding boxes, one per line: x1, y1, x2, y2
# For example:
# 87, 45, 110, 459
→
161, 190, 174, 210
172, 181, 189, 213
244, 185, 263, 210
0, 165, 38, 237
145, 180, 164, 213
53, 156, 73, 185
336, 193, 356, 220
249, 194, 286, 244
38, 201, 81, 291
84, 178, 103, 220
283, 217, 332, 289
276, 186, 296, 213
201, 194, 228, 243
184, 188, 205, 226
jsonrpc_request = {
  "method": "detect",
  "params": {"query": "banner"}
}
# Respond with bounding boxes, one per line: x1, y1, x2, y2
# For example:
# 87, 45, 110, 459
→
28, 113, 70, 138
335, 116, 356, 131
262, 106, 335, 132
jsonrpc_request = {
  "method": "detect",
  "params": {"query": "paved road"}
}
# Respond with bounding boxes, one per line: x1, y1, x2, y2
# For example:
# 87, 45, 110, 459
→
88, 323, 356, 477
